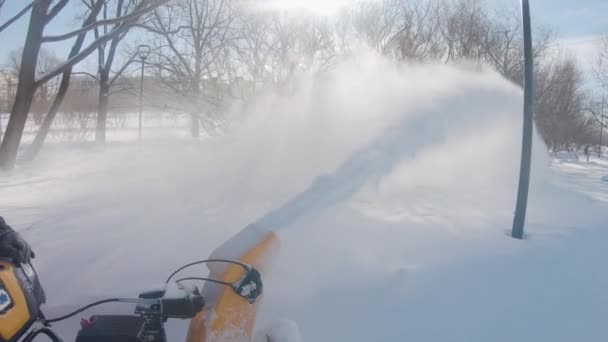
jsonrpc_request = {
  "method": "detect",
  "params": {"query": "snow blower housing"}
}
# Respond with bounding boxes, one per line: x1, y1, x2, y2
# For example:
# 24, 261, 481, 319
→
0, 260, 46, 342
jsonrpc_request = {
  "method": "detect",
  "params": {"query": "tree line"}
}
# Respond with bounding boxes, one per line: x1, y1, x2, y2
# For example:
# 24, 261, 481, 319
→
0, 0, 607, 170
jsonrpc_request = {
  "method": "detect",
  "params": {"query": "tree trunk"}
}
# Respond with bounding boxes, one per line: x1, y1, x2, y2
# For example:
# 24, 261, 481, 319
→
191, 77, 201, 138
96, 75, 110, 144
0, 0, 50, 170
191, 113, 200, 138
21, 0, 104, 162
23, 68, 73, 161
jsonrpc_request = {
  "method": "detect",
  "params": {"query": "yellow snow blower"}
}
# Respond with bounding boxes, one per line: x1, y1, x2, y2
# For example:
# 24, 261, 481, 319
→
0, 224, 278, 342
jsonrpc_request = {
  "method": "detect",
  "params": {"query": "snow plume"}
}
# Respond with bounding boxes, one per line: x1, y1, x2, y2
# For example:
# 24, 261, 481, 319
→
234, 52, 549, 230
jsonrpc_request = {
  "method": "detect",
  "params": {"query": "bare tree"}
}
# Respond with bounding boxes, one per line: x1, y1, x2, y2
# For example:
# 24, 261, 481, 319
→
0, 0, 168, 169
585, 97, 607, 154
261, 14, 310, 88
437, 0, 489, 62
0, 0, 55, 170
534, 57, 590, 151
593, 35, 608, 89
8, 47, 62, 124
350, 0, 402, 54
479, 8, 523, 80
227, 9, 337, 105
141, 0, 238, 137
296, 15, 336, 71
479, 7, 554, 83
0, 0, 597, 163
88, 0, 141, 144
8, 47, 61, 78
348, 0, 446, 61
383, 0, 443, 61
222, 9, 293, 101
23, 0, 106, 161
229, 11, 277, 94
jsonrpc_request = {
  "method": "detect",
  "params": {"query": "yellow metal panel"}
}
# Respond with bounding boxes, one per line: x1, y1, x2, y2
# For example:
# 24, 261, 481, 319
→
187, 232, 278, 342
0, 261, 31, 342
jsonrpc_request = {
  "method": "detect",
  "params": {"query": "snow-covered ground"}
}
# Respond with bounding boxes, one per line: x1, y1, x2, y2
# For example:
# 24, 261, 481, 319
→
2, 56, 608, 341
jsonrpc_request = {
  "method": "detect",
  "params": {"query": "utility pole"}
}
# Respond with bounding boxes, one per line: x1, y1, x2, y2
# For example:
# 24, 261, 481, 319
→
511, 0, 535, 240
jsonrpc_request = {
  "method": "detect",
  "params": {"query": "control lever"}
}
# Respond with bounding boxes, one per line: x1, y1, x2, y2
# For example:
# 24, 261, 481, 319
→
232, 266, 263, 304
138, 282, 205, 319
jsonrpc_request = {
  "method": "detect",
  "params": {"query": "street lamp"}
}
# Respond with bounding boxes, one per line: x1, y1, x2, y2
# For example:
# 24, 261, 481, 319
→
137, 44, 151, 142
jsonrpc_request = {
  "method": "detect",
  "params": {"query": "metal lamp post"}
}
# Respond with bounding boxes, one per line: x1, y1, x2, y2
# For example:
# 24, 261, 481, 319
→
511, 0, 535, 240
137, 44, 151, 142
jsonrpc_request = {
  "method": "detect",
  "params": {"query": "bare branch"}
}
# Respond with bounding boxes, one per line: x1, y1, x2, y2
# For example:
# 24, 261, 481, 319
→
132, 23, 190, 35
73, 71, 100, 80
150, 8, 194, 78
109, 54, 137, 85
81, 0, 94, 10
37, 33, 122, 85
45, 0, 69, 24
36, 0, 168, 85
42, 0, 164, 43
0, 0, 37, 33
593, 35, 608, 89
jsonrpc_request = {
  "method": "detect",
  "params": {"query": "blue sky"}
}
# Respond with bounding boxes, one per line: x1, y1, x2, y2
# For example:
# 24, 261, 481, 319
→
0, 1, 83, 66
522, 0, 607, 37
0, 0, 606, 69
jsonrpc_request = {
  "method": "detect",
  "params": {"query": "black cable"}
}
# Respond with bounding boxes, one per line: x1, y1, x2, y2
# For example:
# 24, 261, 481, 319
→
175, 277, 233, 287
43, 298, 152, 324
43, 298, 120, 323
44, 260, 251, 323
22, 326, 64, 342
165, 259, 250, 283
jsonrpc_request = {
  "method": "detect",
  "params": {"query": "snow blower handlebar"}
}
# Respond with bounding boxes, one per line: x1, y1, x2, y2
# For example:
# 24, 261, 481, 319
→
31, 259, 264, 342
42, 259, 262, 322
